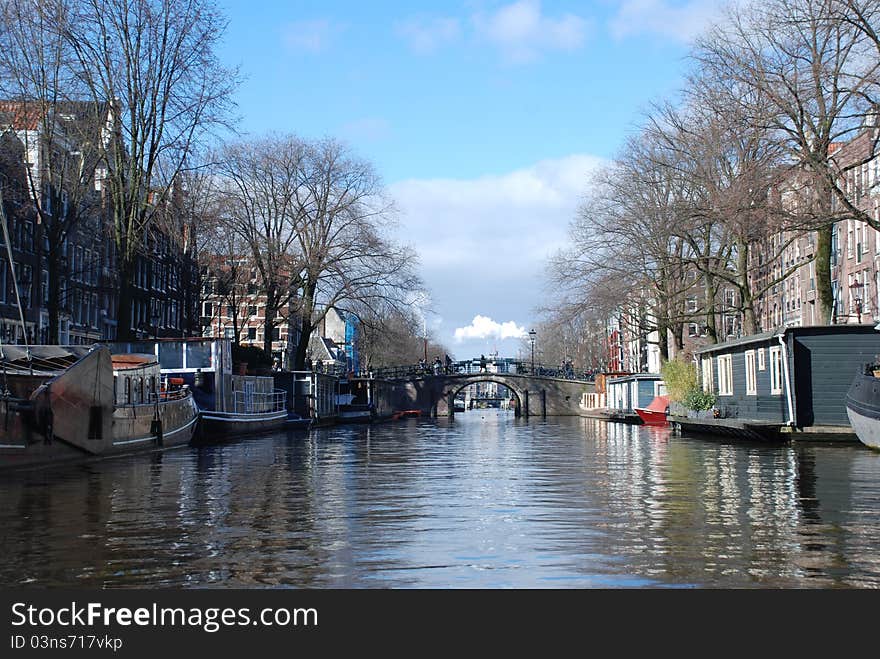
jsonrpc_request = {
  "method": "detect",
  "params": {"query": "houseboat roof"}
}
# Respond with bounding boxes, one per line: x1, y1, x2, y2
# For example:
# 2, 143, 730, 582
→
0, 345, 93, 374
695, 324, 879, 355
606, 373, 662, 383
111, 354, 157, 370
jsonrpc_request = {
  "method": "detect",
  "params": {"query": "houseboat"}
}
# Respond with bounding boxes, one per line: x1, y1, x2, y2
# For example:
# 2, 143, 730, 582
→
105, 339, 293, 441
578, 371, 627, 418
676, 325, 880, 441
0, 345, 199, 470
605, 373, 666, 424
273, 370, 339, 427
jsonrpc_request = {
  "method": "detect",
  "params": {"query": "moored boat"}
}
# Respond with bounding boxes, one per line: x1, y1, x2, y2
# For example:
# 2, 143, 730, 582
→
635, 395, 670, 426
338, 403, 373, 423
110, 339, 291, 442
198, 391, 289, 440
845, 365, 880, 449
0, 345, 199, 470
392, 409, 422, 420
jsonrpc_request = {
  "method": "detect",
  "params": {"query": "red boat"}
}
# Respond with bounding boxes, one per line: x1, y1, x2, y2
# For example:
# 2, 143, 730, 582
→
392, 409, 422, 420
635, 395, 670, 426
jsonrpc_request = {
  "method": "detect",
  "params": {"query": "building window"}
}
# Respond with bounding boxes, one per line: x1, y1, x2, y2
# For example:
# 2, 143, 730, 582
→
757, 347, 765, 371
247, 327, 256, 341
717, 355, 733, 396
248, 305, 257, 316
769, 346, 783, 395
745, 350, 757, 396
701, 356, 714, 393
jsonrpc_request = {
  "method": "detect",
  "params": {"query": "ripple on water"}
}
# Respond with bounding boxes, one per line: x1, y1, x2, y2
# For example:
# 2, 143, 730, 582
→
2, 411, 880, 587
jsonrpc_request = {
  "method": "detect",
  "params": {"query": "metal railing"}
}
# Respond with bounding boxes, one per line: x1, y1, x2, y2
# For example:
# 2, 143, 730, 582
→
232, 389, 287, 414
353, 361, 597, 382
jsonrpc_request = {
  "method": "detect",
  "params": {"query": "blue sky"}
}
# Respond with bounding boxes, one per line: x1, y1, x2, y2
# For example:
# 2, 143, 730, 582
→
215, 0, 723, 359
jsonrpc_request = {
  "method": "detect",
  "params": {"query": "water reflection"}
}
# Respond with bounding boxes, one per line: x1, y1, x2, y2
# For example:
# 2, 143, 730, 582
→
1, 411, 880, 587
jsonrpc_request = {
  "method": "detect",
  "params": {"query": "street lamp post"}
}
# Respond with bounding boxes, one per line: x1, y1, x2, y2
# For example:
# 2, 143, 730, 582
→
529, 328, 536, 374
850, 280, 865, 323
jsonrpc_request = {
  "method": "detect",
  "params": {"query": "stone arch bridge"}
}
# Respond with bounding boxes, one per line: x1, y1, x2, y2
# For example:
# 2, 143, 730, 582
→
390, 372, 595, 417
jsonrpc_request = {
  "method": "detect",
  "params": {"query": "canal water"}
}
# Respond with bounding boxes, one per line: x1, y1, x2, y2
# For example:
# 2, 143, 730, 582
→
2, 410, 880, 588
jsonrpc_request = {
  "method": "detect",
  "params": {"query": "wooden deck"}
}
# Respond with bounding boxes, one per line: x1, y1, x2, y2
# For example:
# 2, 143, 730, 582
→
670, 416, 858, 442
578, 408, 643, 424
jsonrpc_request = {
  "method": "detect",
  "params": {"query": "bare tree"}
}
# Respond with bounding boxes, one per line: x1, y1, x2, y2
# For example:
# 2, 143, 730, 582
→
645, 74, 798, 336
354, 304, 449, 370
695, 0, 880, 323
215, 136, 305, 357
553, 133, 697, 361
63, 0, 236, 340
290, 138, 421, 370
0, 0, 109, 343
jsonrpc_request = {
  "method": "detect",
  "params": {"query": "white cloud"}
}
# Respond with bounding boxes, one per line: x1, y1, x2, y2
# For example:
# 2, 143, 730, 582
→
395, 2, 588, 62
395, 16, 462, 54
609, 0, 722, 43
474, 0, 589, 62
392, 154, 603, 268
390, 154, 604, 355
455, 315, 528, 342
282, 19, 342, 53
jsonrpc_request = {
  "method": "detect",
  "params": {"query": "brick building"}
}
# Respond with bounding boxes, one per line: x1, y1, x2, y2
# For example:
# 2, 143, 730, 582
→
0, 100, 200, 345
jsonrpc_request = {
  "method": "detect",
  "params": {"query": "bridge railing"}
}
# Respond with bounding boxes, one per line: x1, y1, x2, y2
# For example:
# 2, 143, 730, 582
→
351, 361, 597, 381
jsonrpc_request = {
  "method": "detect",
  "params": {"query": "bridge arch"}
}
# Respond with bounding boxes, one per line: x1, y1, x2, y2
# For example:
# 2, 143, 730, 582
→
392, 371, 594, 417
437, 377, 525, 417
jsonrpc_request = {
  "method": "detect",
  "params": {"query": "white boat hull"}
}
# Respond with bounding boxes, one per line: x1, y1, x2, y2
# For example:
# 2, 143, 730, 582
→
846, 406, 880, 449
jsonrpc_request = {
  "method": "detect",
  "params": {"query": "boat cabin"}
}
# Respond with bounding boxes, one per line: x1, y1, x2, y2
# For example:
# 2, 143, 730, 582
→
606, 374, 665, 414
695, 325, 880, 430
111, 354, 163, 406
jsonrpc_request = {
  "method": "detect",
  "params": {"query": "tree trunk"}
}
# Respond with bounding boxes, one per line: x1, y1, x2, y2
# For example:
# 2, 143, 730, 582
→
657, 319, 669, 362
46, 249, 61, 344
263, 304, 276, 357
703, 272, 718, 344
736, 240, 757, 336
262, 282, 278, 357
815, 224, 834, 324
114, 261, 134, 341
293, 281, 316, 370
674, 323, 684, 351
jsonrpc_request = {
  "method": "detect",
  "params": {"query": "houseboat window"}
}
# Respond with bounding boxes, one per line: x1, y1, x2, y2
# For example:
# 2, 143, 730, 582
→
701, 357, 713, 393
769, 347, 783, 395
745, 351, 757, 396
125, 377, 131, 404
757, 348, 766, 371
716, 355, 733, 396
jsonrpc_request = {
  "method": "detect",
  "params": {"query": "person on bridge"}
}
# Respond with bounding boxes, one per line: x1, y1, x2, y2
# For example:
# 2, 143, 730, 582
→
480, 354, 487, 372
433, 356, 442, 375
445, 354, 453, 374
